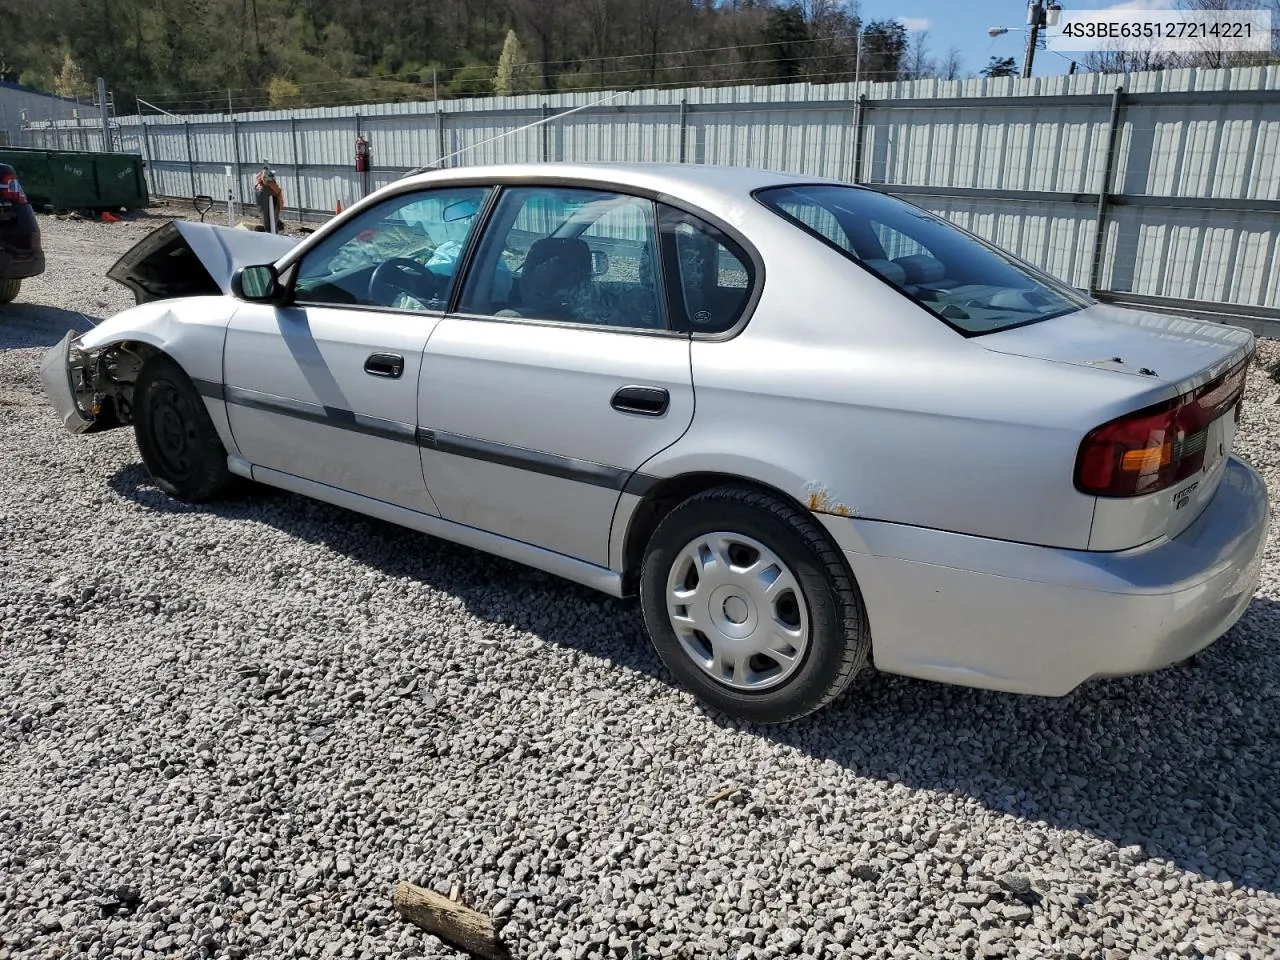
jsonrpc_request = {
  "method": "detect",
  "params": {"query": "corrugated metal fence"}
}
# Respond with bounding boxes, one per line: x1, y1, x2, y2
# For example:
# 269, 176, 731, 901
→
21, 66, 1280, 332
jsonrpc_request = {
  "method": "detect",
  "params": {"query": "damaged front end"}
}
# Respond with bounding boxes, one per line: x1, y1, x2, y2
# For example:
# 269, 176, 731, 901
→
40, 218, 298, 436
40, 330, 149, 434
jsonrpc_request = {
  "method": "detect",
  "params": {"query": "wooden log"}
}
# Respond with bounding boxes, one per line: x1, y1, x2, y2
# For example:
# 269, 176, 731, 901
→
391, 881, 510, 960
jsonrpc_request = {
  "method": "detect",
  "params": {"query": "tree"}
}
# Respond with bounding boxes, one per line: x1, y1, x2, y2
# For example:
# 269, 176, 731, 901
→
510, 0, 558, 93
938, 47, 963, 80
860, 19, 907, 81
493, 28, 533, 94
981, 55, 1017, 78
448, 61, 495, 97
764, 3, 809, 81
54, 53, 92, 100
899, 32, 966, 81
899, 29, 931, 80
268, 77, 302, 106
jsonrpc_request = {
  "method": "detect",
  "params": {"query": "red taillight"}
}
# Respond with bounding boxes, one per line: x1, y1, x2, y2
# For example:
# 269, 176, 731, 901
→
1075, 356, 1250, 498
1, 172, 28, 205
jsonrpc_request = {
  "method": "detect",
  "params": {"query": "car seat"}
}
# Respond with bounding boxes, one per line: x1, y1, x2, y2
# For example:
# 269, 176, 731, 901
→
519, 238, 592, 321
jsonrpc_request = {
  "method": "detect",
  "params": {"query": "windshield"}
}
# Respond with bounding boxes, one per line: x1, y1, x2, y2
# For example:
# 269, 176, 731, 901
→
755, 184, 1090, 335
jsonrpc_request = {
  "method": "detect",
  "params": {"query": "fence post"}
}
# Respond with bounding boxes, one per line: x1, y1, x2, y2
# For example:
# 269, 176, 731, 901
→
435, 109, 446, 167
140, 121, 159, 200
678, 100, 689, 163
291, 116, 306, 222
1088, 85, 1125, 297
852, 93, 869, 184
541, 102, 551, 162
184, 122, 197, 199
230, 116, 243, 211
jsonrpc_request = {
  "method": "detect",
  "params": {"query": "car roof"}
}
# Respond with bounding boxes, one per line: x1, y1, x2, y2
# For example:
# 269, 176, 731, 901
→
395, 162, 850, 207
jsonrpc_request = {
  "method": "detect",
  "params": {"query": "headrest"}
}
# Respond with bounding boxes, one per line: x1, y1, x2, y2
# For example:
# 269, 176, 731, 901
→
893, 254, 946, 285
520, 238, 592, 316
862, 259, 908, 286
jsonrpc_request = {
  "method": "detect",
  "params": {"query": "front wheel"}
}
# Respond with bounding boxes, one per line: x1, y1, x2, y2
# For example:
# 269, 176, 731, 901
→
0, 278, 21, 304
639, 486, 871, 723
133, 355, 231, 502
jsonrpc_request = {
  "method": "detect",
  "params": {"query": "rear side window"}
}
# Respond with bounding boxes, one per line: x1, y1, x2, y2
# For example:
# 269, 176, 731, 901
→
659, 205, 756, 335
756, 184, 1089, 335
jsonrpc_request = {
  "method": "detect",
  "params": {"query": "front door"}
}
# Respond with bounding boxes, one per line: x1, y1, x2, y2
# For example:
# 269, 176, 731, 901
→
223, 184, 492, 514
418, 185, 693, 567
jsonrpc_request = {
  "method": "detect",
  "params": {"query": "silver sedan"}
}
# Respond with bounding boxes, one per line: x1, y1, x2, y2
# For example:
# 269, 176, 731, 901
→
40, 162, 1269, 722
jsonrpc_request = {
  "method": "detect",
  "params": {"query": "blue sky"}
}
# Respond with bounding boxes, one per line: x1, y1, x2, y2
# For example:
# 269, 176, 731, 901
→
888, 0, 1162, 76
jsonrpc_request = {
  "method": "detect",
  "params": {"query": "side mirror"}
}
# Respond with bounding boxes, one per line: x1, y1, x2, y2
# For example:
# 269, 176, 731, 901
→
591, 250, 609, 277
232, 264, 286, 303
442, 198, 481, 223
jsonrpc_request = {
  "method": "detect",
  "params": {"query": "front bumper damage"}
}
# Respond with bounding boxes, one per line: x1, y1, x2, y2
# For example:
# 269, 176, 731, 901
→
39, 330, 128, 434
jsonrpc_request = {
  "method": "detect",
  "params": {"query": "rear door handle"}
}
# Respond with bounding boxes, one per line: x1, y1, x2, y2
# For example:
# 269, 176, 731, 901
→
611, 385, 669, 417
364, 353, 404, 379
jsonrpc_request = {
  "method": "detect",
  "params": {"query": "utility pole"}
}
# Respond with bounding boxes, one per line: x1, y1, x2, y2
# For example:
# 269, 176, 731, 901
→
1022, 1, 1064, 78
96, 77, 113, 152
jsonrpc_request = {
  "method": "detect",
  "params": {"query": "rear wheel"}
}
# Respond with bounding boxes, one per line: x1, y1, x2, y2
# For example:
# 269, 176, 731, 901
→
0, 279, 21, 304
133, 355, 230, 502
639, 486, 871, 723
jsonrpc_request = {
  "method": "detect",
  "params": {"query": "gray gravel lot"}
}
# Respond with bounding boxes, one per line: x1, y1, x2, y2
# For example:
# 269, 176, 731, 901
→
2, 212, 1279, 960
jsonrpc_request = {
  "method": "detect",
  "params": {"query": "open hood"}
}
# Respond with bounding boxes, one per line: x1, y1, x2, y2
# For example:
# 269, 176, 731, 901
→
106, 220, 298, 305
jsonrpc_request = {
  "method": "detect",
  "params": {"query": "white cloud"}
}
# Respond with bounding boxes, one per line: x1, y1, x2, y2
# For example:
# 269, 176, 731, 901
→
897, 16, 931, 30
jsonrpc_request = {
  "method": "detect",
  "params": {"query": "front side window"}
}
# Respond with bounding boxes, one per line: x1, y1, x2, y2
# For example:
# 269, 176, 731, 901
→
458, 186, 666, 330
756, 184, 1089, 335
660, 205, 756, 334
293, 186, 491, 311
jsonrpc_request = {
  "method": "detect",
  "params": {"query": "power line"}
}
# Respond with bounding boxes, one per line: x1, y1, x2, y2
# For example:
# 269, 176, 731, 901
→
138, 31, 865, 104
140, 55, 882, 114
131, 69, 909, 119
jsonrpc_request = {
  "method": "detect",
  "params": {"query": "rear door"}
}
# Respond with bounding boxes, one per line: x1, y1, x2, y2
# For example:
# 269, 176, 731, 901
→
223, 184, 492, 515
417, 185, 692, 567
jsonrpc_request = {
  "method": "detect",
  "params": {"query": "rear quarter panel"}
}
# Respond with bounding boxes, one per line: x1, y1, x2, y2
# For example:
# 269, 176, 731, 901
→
626, 217, 1166, 553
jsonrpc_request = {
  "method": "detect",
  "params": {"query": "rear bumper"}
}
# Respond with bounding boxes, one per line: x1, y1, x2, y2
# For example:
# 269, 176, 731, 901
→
0, 250, 44, 279
820, 456, 1269, 696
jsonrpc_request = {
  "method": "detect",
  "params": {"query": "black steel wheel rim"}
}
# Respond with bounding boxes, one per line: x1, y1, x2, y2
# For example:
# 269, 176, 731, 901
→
147, 381, 199, 480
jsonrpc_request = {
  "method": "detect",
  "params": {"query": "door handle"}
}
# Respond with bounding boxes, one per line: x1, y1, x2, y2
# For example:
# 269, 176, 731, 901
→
611, 385, 669, 417
364, 353, 404, 379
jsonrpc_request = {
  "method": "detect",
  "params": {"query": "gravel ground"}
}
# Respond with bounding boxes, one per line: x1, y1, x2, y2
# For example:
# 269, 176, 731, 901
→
2, 213, 1279, 960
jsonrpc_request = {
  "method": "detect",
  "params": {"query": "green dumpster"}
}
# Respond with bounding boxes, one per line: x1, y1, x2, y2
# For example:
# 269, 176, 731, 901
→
92, 153, 149, 209
0, 147, 149, 211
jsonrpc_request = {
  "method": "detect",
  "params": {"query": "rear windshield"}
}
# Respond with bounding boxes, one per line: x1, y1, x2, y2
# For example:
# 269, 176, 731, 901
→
755, 184, 1090, 335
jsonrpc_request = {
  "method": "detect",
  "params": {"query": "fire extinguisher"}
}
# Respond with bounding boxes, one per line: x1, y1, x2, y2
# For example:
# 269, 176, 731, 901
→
355, 135, 370, 173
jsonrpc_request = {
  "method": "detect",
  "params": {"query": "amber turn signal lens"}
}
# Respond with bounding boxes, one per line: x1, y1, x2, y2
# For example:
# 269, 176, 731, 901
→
1120, 445, 1172, 472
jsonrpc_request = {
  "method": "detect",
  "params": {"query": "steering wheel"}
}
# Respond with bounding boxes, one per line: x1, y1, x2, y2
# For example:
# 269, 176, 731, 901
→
368, 257, 444, 308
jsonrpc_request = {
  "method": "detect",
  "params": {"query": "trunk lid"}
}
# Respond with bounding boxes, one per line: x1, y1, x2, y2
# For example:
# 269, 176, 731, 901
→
107, 219, 297, 304
980, 303, 1255, 550
979, 302, 1254, 393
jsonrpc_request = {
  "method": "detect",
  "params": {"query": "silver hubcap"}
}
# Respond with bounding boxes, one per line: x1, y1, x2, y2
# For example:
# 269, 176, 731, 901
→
665, 531, 810, 692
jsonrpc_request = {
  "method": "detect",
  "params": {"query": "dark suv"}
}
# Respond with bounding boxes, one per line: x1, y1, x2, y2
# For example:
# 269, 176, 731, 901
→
0, 163, 44, 303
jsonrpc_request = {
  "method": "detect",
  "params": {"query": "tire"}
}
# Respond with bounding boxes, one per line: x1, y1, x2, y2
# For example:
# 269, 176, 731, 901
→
0, 278, 21, 304
132, 354, 230, 502
639, 486, 871, 724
